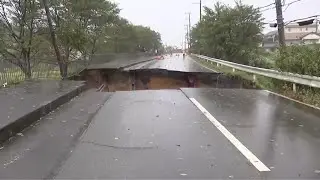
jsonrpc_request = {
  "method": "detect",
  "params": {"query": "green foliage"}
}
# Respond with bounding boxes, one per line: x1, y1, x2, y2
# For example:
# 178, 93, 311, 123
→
100, 21, 162, 53
191, 1, 264, 66
1, 0, 163, 80
275, 45, 320, 76
0, 0, 42, 77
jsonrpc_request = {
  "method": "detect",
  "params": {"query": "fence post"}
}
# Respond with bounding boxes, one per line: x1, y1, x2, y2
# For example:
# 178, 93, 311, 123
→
293, 83, 297, 93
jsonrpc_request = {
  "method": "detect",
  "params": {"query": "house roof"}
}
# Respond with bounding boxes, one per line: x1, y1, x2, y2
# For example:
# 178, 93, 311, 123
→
263, 30, 320, 41
285, 32, 320, 40
285, 33, 306, 40
300, 32, 320, 39
286, 23, 318, 28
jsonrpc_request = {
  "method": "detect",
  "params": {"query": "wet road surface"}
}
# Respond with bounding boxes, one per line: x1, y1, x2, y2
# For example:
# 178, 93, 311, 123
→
182, 88, 320, 179
1, 88, 320, 179
56, 90, 262, 179
0, 90, 112, 179
88, 55, 155, 70
124, 54, 217, 73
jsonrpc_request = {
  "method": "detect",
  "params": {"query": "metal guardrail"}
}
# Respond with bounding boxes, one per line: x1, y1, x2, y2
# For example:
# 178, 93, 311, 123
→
192, 54, 320, 90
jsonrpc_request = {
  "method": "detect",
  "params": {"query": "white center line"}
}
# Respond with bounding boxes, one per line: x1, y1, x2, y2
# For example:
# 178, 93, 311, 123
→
189, 97, 270, 172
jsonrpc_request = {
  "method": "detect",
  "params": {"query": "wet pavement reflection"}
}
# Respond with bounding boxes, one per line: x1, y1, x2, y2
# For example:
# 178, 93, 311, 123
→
56, 90, 262, 179
182, 88, 320, 179
125, 54, 216, 73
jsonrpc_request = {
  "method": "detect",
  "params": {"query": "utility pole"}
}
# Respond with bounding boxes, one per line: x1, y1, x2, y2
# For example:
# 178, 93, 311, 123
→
192, 0, 202, 22
184, 25, 189, 51
275, 0, 286, 47
188, 12, 191, 49
316, 18, 318, 33
200, 0, 202, 22
185, 12, 191, 50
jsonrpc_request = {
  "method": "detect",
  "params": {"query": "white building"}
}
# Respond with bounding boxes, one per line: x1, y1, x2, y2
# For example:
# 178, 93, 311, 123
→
263, 23, 320, 51
285, 23, 318, 33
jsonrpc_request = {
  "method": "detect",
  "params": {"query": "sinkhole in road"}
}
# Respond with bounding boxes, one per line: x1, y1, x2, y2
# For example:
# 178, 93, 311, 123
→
81, 69, 258, 92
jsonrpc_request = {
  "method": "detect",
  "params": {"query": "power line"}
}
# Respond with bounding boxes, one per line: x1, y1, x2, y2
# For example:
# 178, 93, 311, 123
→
283, 0, 302, 12
257, 2, 275, 9
261, 6, 276, 12
259, 0, 303, 12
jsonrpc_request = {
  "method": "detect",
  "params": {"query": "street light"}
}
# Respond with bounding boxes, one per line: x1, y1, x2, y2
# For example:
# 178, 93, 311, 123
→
269, 23, 278, 28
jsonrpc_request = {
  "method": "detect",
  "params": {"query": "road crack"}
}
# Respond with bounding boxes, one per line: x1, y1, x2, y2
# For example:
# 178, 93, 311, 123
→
82, 141, 158, 150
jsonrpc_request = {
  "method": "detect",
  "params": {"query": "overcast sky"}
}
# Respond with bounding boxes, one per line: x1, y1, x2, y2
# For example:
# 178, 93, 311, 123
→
112, 0, 320, 47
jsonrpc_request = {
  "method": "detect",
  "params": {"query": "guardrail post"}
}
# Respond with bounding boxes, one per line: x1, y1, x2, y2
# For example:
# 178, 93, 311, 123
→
232, 68, 235, 73
194, 54, 320, 89
293, 83, 297, 93
253, 75, 256, 82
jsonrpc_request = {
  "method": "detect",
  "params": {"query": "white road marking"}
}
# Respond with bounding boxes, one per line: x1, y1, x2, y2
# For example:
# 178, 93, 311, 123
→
189, 98, 271, 172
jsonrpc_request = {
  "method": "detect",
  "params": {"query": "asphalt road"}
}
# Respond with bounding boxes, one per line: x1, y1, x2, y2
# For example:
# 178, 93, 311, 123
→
124, 54, 217, 73
1, 82, 320, 179
55, 88, 320, 179
0, 90, 112, 179
182, 88, 320, 179
56, 90, 262, 179
88, 55, 156, 70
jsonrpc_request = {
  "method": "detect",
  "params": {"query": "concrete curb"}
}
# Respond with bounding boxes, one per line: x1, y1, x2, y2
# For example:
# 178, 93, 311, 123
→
0, 82, 87, 145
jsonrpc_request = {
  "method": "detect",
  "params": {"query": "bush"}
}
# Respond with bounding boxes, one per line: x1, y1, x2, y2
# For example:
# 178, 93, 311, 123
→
275, 45, 320, 76
248, 55, 274, 69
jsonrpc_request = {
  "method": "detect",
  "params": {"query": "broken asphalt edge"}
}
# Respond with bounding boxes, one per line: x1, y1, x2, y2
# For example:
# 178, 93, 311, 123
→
119, 57, 157, 70
0, 82, 87, 145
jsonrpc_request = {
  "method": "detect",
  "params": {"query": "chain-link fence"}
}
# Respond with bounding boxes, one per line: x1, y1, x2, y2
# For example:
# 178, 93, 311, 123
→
0, 59, 88, 86
0, 53, 152, 87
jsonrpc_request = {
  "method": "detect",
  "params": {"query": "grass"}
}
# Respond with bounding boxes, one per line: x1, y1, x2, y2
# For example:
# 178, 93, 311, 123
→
194, 57, 320, 108
0, 65, 61, 87
0, 62, 86, 87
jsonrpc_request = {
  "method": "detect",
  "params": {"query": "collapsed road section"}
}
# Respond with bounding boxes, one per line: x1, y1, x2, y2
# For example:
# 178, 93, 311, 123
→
80, 54, 258, 91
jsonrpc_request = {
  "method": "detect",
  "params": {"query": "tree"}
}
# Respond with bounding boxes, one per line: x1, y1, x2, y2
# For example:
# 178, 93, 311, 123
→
97, 20, 163, 54
190, 1, 263, 65
0, 0, 40, 78
42, 0, 120, 78
2, 0, 163, 80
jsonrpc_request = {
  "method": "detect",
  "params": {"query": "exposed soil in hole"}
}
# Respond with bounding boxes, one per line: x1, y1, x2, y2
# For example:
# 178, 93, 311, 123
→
80, 69, 258, 92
